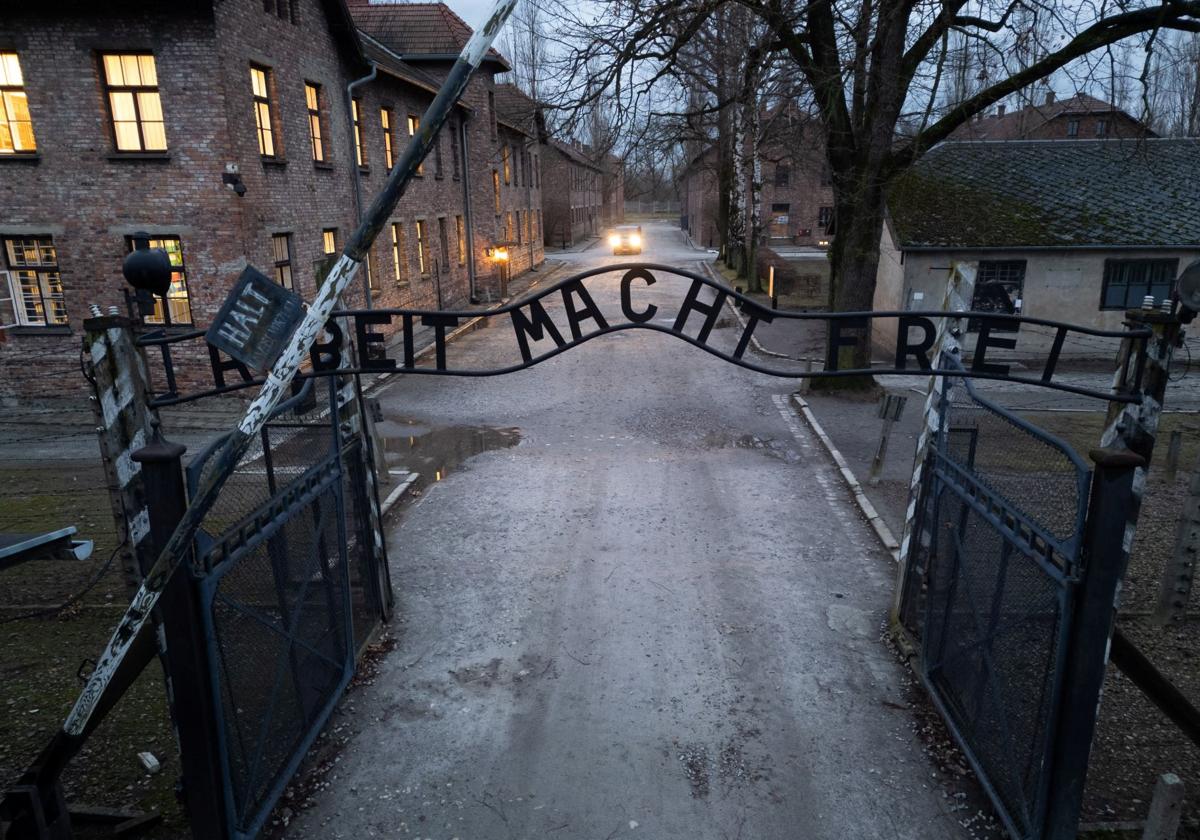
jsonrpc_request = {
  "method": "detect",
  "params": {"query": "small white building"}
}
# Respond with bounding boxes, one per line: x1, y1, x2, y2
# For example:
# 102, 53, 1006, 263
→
872, 139, 1200, 360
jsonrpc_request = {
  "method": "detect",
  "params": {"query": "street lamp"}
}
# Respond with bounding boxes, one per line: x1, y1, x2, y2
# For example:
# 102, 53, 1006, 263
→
122, 232, 173, 324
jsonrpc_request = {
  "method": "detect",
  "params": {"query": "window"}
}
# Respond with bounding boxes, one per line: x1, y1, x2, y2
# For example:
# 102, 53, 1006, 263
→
3, 236, 65, 326
0, 52, 35, 154
536, 210, 542, 239
1101, 259, 1177, 310
968, 260, 1025, 331
128, 236, 191, 324
263, 0, 297, 23
365, 247, 378, 290
352, 98, 366, 167
502, 145, 511, 184
102, 53, 165, 152
455, 215, 466, 265
251, 65, 276, 157
415, 220, 428, 275
322, 228, 337, 255
438, 217, 449, 271
774, 164, 790, 187
302, 83, 325, 162
381, 108, 393, 170
450, 119, 461, 179
492, 170, 501, 213
506, 212, 514, 243
406, 115, 422, 175
433, 136, 443, 177
818, 206, 833, 231
515, 210, 522, 245
1095, 119, 1109, 137
1066, 119, 1079, 137
391, 222, 407, 283
271, 233, 292, 289
487, 90, 496, 138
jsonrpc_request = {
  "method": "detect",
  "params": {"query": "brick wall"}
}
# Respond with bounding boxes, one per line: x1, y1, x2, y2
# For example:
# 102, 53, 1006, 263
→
540, 144, 602, 248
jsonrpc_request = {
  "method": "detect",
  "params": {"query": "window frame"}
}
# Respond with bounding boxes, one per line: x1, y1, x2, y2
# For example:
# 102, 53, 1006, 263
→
1066, 118, 1079, 137
450, 118, 461, 180
322, 228, 337, 255
381, 107, 394, 170
271, 232, 293, 290
415, 219, 429, 276
1100, 258, 1178, 311
305, 82, 325, 163
1095, 119, 1109, 137
3, 235, 66, 327
0, 51, 36, 155
968, 259, 1026, 332
251, 64, 277, 158
352, 97, 367, 168
406, 114, 422, 175
774, 164, 790, 187
455, 215, 466, 265
391, 221, 407, 284
502, 144, 511, 184
101, 52, 167, 153
128, 235, 192, 325
492, 170, 501, 213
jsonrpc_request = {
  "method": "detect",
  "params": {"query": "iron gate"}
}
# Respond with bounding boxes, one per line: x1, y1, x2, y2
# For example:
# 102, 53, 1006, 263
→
898, 354, 1093, 840
184, 376, 391, 840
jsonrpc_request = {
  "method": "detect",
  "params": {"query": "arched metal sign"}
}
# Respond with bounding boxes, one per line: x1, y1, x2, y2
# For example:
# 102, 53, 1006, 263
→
145, 263, 1151, 407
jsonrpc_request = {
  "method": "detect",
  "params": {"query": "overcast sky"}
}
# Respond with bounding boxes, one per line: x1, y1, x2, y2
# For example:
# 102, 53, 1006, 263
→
444, 0, 503, 31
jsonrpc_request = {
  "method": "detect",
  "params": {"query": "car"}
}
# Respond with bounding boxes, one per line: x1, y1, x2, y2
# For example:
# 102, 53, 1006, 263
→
609, 224, 643, 255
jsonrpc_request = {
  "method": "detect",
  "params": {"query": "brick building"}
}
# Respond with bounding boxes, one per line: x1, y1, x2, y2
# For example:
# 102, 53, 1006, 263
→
680, 110, 834, 252
948, 92, 1154, 141
0, 0, 542, 404
541, 139, 604, 248
600, 153, 625, 227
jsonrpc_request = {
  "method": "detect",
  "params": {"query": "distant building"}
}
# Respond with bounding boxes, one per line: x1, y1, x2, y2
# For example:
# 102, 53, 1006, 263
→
873, 138, 1200, 360
949, 92, 1155, 142
541, 140, 604, 247
600, 153, 625, 227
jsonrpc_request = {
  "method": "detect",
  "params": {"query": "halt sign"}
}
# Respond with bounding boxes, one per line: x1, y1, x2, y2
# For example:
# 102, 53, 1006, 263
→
205, 266, 305, 372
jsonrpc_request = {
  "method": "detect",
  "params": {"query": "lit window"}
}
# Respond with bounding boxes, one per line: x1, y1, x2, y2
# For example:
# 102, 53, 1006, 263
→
415, 220, 428, 275
502, 145, 511, 184
305, 83, 324, 162
506, 212, 514, 243
3, 236, 65, 326
365, 246, 378, 290
271, 233, 292, 289
381, 108, 393, 170
322, 228, 336, 255
391, 222, 407, 284
102, 53, 166, 152
0, 52, 36, 154
129, 236, 191, 324
492, 170, 500, 213
352, 98, 365, 167
251, 65, 276, 157
407, 114, 422, 175
455, 215, 466, 265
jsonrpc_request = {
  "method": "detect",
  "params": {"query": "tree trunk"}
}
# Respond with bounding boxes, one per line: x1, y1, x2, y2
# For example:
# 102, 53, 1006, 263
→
746, 103, 764, 292
727, 102, 746, 272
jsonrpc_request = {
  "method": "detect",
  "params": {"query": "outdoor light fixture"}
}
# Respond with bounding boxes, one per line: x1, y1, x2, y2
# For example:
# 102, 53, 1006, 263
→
491, 246, 509, 262
1177, 259, 1200, 322
223, 162, 247, 197
122, 232, 173, 298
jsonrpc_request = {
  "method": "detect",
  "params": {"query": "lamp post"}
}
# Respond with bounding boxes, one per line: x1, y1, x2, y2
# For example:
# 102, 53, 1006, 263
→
487, 244, 510, 299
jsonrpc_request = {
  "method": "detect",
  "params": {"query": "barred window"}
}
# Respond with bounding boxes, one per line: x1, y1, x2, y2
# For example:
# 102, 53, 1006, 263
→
251, 65, 276, 157
969, 260, 1025, 331
1101, 259, 1177, 310
271, 233, 292, 289
102, 53, 166, 152
4, 236, 65, 326
0, 52, 36, 154
305, 83, 325, 162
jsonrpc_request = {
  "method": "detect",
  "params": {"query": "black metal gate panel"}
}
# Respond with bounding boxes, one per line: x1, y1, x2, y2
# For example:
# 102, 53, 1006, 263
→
898, 355, 1091, 840
184, 377, 388, 839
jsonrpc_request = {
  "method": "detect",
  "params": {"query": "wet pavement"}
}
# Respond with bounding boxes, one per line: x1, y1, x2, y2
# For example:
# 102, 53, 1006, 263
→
286, 221, 975, 839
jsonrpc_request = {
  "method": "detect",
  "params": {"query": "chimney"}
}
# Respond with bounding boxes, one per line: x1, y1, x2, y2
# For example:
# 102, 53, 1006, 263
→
1045, 90, 1056, 106
997, 104, 1007, 117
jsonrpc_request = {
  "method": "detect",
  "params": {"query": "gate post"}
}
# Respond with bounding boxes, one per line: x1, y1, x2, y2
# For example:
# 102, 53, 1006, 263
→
131, 431, 230, 840
83, 312, 155, 593
1042, 447, 1144, 839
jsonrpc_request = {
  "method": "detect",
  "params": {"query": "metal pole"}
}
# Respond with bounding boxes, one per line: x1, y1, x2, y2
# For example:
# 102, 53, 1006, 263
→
868, 416, 893, 486
1, 0, 520, 810
1042, 446, 1144, 839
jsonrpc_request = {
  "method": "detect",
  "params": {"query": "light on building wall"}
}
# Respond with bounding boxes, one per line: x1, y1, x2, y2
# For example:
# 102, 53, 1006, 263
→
487, 246, 509, 262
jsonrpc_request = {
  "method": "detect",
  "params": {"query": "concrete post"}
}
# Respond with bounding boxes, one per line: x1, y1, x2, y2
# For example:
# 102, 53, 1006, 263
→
83, 313, 156, 593
1156, 452, 1200, 625
1143, 773, 1185, 840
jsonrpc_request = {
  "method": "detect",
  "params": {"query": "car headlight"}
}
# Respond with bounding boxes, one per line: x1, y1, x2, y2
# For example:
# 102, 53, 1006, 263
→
608, 234, 621, 247
629, 234, 641, 247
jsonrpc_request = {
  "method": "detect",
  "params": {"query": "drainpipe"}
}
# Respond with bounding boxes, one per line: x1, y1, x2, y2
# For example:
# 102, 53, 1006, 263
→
345, 62, 377, 308
460, 114, 479, 303
526, 138, 536, 271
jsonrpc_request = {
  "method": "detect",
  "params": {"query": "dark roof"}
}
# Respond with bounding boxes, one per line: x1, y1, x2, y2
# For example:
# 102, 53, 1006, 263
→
888, 139, 1200, 249
950, 93, 1152, 141
358, 31, 472, 108
344, 0, 509, 70
493, 83, 539, 137
547, 138, 604, 171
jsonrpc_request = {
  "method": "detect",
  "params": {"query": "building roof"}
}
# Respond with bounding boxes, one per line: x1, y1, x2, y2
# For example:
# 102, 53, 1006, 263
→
887, 139, 1200, 250
358, 31, 472, 108
547, 138, 605, 172
344, 0, 510, 70
493, 83, 540, 137
950, 93, 1152, 141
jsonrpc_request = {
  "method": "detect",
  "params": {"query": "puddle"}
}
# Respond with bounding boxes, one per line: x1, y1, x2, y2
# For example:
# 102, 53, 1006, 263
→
698, 432, 799, 462
378, 419, 521, 486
